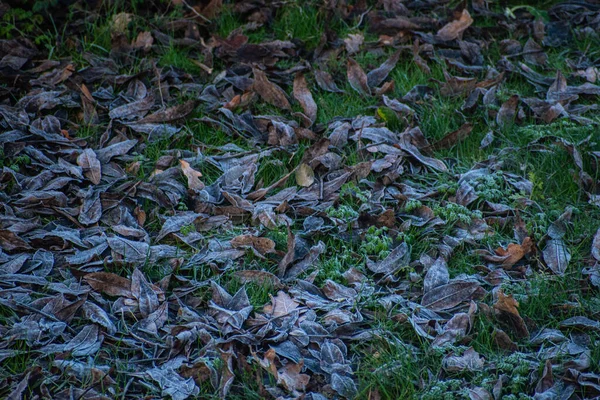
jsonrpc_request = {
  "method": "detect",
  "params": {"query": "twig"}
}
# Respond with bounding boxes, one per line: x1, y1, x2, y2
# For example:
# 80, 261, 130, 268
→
181, 0, 211, 23
505, 49, 547, 58
76, 371, 111, 400
351, 7, 372, 30
15, 301, 76, 333
121, 377, 134, 400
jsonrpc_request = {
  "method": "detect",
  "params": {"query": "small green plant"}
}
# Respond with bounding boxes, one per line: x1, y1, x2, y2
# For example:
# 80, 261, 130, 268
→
180, 223, 195, 235
527, 172, 544, 202
437, 183, 458, 196
421, 378, 466, 400
472, 171, 509, 203
9, 155, 31, 172
176, 201, 188, 211
0, 8, 44, 39
326, 204, 359, 221
340, 182, 370, 205
404, 199, 423, 212
493, 353, 538, 397
360, 226, 393, 259
433, 202, 482, 225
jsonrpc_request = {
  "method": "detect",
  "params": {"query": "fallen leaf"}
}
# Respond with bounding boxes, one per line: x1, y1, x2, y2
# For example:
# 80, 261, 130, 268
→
559, 316, 600, 331
314, 69, 344, 93
132, 31, 153, 51
111, 13, 132, 33
367, 49, 401, 88
523, 38, 547, 67
424, 257, 450, 292
252, 67, 291, 110
277, 359, 310, 393
264, 291, 299, 317
442, 347, 484, 371
496, 95, 519, 127
437, 9, 473, 41
137, 100, 196, 124
295, 163, 315, 187
493, 289, 529, 339
421, 281, 480, 310
431, 123, 473, 150
592, 227, 600, 261
492, 237, 533, 268
293, 72, 317, 126
231, 235, 276, 255
344, 33, 364, 54
347, 58, 371, 96
77, 149, 102, 185
542, 239, 570, 275
233, 270, 283, 288
180, 160, 205, 190
84, 272, 132, 298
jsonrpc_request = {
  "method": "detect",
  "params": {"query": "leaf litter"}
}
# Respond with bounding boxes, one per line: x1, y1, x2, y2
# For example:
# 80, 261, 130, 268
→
0, 0, 600, 399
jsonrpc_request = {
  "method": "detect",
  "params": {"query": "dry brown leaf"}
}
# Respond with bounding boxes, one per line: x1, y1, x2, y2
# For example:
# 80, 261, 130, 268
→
314, 69, 344, 93
542, 238, 570, 275
233, 270, 283, 288
431, 123, 473, 150
523, 38, 547, 67
442, 347, 484, 372
200, 0, 223, 18
496, 95, 519, 127
77, 149, 102, 185
277, 359, 310, 393
84, 272, 133, 298
367, 49, 401, 88
347, 58, 371, 96
492, 328, 518, 351
493, 289, 529, 339
137, 100, 196, 124
439, 71, 477, 97
592, 228, 600, 262
132, 31, 153, 51
252, 67, 291, 110
494, 237, 533, 268
375, 80, 395, 96
293, 72, 317, 126
0, 230, 32, 252
264, 291, 299, 317
437, 9, 473, 41
180, 160, 205, 190
277, 225, 295, 277
231, 235, 276, 255
421, 281, 480, 310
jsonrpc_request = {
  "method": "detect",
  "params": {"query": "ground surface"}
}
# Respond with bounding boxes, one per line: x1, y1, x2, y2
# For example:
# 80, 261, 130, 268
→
1, 0, 600, 399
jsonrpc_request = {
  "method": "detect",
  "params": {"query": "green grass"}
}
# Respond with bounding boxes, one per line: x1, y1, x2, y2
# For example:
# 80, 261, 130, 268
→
355, 340, 424, 398
273, 4, 324, 48
158, 45, 204, 75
